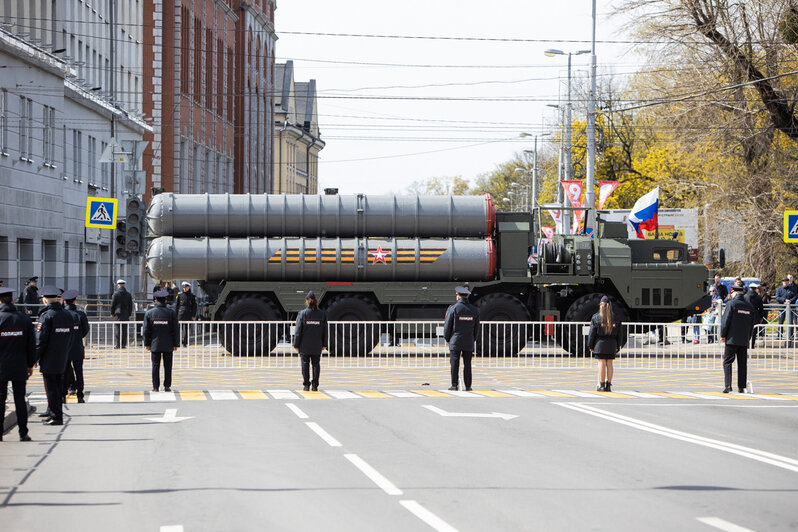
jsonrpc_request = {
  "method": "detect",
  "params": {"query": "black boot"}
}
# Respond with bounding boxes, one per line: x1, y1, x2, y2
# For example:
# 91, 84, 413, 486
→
597, 381, 605, 392
605, 381, 612, 392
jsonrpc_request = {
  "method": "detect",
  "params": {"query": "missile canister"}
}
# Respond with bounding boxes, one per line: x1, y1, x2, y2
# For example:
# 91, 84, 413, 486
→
147, 193, 495, 238
147, 236, 496, 282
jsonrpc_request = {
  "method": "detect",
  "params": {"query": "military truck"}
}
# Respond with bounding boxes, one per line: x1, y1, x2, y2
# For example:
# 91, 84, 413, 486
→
145, 193, 711, 356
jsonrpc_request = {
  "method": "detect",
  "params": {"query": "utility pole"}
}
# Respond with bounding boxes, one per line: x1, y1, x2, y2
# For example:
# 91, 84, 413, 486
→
585, 0, 598, 232
109, 0, 116, 297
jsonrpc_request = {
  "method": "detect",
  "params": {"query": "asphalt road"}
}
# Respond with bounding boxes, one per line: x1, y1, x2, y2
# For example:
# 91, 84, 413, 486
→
1, 396, 797, 531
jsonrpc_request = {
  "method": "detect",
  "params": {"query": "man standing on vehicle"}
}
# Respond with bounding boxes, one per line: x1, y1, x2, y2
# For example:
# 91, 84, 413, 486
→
720, 284, 755, 393
142, 290, 180, 392
110, 279, 133, 348
0, 287, 36, 441
174, 281, 197, 347
443, 286, 480, 391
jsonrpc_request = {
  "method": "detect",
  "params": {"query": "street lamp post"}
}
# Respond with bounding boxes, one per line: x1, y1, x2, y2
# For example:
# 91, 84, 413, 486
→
586, 0, 598, 232
545, 48, 589, 233
520, 132, 551, 212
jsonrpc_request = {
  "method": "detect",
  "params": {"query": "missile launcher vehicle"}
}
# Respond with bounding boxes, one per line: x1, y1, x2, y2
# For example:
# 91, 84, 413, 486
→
146, 193, 711, 356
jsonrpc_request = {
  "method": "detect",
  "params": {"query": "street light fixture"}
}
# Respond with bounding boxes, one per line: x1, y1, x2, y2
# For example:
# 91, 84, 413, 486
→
519, 132, 551, 219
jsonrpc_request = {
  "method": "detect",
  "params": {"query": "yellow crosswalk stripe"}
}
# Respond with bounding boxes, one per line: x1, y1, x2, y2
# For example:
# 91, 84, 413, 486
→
238, 390, 269, 400
354, 390, 391, 398
179, 390, 207, 401
296, 390, 332, 399
527, 390, 574, 397
471, 390, 513, 398
413, 390, 452, 397
699, 391, 760, 400
753, 393, 798, 401
643, 391, 697, 399
119, 391, 144, 402
580, 391, 637, 399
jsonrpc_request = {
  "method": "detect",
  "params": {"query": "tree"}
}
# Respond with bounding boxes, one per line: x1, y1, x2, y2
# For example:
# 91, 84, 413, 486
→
405, 176, 473, 195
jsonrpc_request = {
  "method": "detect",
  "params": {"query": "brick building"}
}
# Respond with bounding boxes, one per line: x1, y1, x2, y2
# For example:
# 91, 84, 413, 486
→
143, 0, 276, 198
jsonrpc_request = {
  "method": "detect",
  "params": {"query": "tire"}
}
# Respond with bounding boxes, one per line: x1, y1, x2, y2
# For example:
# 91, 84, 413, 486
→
219, 294, 284, 356
475, 293, 531, 356
325, 295, 382, 356
556, 293, 629, 357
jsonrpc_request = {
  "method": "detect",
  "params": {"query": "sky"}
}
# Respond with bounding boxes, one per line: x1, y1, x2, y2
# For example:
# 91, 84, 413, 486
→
275, 0, 641, 195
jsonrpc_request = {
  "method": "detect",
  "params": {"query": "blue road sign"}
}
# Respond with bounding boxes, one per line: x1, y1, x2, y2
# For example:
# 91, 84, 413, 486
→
785, 211, 798, 243
85, 197, 118, 229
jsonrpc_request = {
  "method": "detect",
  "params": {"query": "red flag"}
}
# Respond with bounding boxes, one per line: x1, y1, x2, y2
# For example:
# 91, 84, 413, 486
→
541, 226, 554, 243
561, 181, 584, 208
597, 181, 620, 209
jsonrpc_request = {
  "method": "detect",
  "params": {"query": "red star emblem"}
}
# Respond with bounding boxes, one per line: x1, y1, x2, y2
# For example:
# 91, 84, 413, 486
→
370, 245, 389, 264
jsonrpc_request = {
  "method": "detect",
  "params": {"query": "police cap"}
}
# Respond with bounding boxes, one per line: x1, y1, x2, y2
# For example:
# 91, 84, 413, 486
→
0, 287, 13, 297
40, 286, 62, 297
306, 291, 316, 300
28, 276, 38, 282
181, 281, 191, 287
153, 290, 169, 299
730, 284, 745, 292
62, 289, 79, 301
454, 286, 471, 296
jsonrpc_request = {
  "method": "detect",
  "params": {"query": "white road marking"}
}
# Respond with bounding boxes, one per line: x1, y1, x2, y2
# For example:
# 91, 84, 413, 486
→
400, 500, 459, 532
558, 402, 798, 473
668, 391, 727, 400
498, 389, 544, 397
422, 404, 517, 420
160, 526, 184, 532
86, 392, 115, 403
149, 391, 176, 402
613, 390, 661, 398
305, 422, 341, 447
385, 390, 422, 398
696, 516, 755, 532
324, 390, 362, 399
266, 389, 298, 400
344, 453, 403, 495
145, 409, 193, 423
208, 390, 238, 400
746, 394, 790, 401
440, 390, 480, 397
285, 403, 308, 419
553, 389, 600, 398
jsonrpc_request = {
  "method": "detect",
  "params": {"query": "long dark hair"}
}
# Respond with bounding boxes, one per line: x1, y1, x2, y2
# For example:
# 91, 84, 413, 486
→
306, 297, 319, 310
599, 301, 614, 335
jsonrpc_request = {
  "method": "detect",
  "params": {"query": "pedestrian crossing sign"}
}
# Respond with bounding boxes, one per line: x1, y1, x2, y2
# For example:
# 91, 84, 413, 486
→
786, 211, 798, 243
85, 197, 118, 229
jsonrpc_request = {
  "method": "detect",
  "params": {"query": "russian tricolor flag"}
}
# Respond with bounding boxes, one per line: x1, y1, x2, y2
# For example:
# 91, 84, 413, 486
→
628, 187, 659, 238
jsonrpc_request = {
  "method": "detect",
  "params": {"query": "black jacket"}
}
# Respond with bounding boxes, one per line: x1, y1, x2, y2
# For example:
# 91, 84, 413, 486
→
443, 299, 480, 352
713, 282, 728, 302
36, 302, 74, 374
111, 287, 134, 319
142, 302, 180, 352
775, 284, 797, 305
587, 313, 625, 355
720, 296, 756, 346
743, 291, 764, 324
174, 290, 197, 321
293, 308, 328, 355
66, 304, 90, 361
0, 303, 36, 381
23, 284, 39, 305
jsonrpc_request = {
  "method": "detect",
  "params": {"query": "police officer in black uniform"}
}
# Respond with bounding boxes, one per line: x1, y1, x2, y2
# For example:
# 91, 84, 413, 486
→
110, 279, 133, 348
292, 291, 328, 391
36, 286, 74, 425
174, 281, 197, 347
0, 287, 36, 441
720, 284, 756, 393
62, 290, 90, 403
443, 286, 480, 391
744, 282, 764, 349
23, 276, 39, 316
143, 290, 180, 392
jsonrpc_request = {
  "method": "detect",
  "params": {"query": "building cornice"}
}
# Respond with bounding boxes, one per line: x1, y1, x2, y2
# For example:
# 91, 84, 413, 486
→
214, 0, 239, 22
65, 80, 153, 135
0, 28, 73, 78
240, 1, 278, 40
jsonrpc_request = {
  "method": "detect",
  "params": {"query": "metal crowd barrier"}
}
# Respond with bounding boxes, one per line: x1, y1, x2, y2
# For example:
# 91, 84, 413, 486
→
80, 320, 798, 371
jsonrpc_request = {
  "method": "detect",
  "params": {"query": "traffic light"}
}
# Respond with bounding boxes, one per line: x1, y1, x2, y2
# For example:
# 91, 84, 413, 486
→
115, 221, 129, 260
124, 196, 146, 255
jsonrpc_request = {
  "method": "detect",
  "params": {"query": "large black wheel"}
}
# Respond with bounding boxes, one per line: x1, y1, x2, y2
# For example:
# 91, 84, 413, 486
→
556, 293, 629, 356
475, 293, 530, 356
220, 294, 285, 356
325, 295, 382, 356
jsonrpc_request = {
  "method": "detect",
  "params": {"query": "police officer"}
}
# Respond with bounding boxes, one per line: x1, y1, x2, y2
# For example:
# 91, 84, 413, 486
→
174, 281, 197, 347
292, 291, 328, 391
720, 284, 755, 393
110, 279, 133, 348
443, 286, 480, 391
36, 286, 74, 425
23, 276, 39, 316
143, 290, 180, 392
744, 283, 764, 349
0, 287, 36, 441
62, 290, 90, 403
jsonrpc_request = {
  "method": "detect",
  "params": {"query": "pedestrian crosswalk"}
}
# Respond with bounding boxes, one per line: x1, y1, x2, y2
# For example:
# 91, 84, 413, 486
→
25, 389, 798, 403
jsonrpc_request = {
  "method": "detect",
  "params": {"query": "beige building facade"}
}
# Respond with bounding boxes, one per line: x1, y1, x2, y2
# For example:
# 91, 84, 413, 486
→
273, 61, 324, 194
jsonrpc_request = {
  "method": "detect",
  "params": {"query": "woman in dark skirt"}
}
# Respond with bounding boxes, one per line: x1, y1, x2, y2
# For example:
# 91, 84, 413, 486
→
588, 296, 625, 392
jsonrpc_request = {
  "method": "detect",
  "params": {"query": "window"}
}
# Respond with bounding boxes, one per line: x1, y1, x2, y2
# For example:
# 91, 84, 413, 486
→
653, 248, 684, 262
180, 6, 190, 96
42, 106, 55, 165
193, 17, 201, 103
206, 28, 213, 109
100, 140, 109, 189
217, 38, 224, 116
87, 136, 96, 184
19, 97, 33, 160
0, 89, 7, 154
72, 129, 82, 179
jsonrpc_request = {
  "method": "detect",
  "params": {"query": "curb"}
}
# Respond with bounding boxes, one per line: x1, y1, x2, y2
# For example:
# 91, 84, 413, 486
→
2, 400, 36, 436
